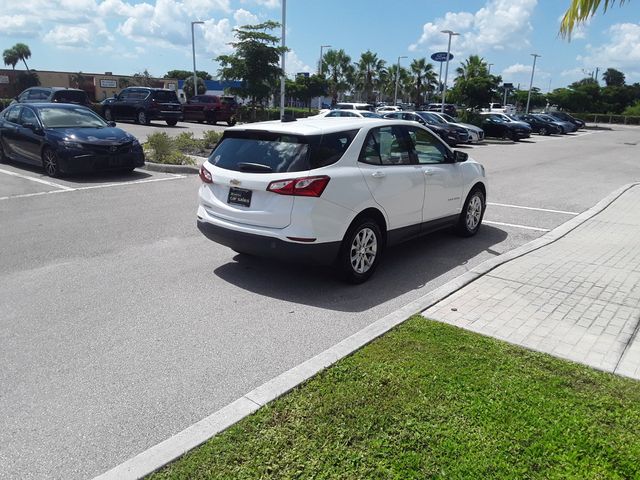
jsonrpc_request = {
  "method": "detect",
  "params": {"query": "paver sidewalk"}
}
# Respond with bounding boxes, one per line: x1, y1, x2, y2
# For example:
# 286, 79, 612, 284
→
423, 186, 640, 380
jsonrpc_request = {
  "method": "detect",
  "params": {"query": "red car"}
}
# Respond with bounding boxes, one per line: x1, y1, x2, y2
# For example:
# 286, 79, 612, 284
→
183, 95, 237, 125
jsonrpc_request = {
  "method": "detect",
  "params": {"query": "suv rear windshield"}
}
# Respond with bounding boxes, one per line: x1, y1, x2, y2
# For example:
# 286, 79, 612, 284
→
52, 90, 89, 104
152, 90, 179, 102
209, 129, 359, 173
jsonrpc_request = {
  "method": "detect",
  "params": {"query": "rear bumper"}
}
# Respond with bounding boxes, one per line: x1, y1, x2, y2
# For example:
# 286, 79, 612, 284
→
197, 219, 341, 266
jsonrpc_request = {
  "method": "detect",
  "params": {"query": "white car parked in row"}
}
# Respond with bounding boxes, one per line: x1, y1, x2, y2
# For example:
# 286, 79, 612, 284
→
428, 112, 485, 143
197, 118, 488, 282
310, 109, 382, 119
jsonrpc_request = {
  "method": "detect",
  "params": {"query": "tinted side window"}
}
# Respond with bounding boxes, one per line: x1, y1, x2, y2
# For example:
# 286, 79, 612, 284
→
153, 90, 179, 102
19, 107, 38, 126
53, 90, 89, 104
4, 106, 22, 124
28, 89, 49, 101
359, 126, 412, 166
118, 90, 131, 100
407, 126, 448, 164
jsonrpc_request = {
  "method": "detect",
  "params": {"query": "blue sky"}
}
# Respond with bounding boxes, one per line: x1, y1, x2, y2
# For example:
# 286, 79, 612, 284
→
2, 0, 640, 90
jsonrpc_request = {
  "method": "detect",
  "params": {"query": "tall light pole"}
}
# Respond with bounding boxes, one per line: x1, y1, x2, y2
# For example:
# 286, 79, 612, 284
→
279, 0, 286, 119
394, 55, 407, 106
318, 44, 331, 109
525, 53, 540, 114
440, 30, 459, 113
191, 21, 204, 99
488, 63, 494, 75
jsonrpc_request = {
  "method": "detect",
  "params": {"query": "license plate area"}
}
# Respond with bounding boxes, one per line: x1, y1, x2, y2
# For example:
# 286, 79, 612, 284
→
227, 187, 252, 207
108, 155, 123, 167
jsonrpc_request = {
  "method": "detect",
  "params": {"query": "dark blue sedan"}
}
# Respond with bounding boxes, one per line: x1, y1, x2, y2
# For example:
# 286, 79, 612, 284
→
0, 103, 145, 177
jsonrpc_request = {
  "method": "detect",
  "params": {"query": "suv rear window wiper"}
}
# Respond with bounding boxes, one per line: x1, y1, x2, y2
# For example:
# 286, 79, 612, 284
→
237, 162, 273, 172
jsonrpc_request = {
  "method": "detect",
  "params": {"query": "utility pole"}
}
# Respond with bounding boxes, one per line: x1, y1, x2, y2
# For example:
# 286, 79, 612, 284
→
394, 55, 407, 106
191, 21, 204, 99
525, 53, 540, 114
440, 30, 459, 113
317, 44, 331, 109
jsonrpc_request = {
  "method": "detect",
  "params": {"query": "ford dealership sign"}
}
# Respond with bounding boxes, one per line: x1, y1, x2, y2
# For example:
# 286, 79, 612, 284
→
430, 52, 454, 62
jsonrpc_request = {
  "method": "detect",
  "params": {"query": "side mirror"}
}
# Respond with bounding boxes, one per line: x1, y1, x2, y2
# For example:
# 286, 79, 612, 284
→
107, 121, 116, 127
23, 122, 42, 133
453, 150, 468, 163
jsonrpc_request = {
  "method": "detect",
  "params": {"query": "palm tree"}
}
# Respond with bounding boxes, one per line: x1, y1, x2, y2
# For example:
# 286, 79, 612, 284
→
3, 48, 19, 71
561, 0, 627, 37
410, 58, 437, 107
382, 64, 410, 103
322, 49, 353, 105
455, 55, 488, 82
13, 43, 31, 72
355, 50, 386, 104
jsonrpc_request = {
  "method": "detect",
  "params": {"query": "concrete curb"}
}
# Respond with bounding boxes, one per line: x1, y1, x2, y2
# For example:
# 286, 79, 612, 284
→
143, 155, 207, 174
92, 182, 639, 480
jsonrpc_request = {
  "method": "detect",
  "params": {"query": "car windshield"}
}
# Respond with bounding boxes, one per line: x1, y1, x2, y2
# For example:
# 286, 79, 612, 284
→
210, 129, 359, 173
421, 112, 446, 124
440, 113, 458, 122
38, 107, 108, 128
53, 90, 88, 104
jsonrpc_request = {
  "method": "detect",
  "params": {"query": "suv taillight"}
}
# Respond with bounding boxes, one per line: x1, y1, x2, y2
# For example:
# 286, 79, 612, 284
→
267, 176, 330, 197
199, 165, 213, 183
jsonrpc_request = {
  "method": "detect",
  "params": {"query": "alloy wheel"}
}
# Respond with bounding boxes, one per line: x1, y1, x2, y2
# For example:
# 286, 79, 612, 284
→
465, 194, 483, 231
349, 227, 378, 274
43, 149, 59, 177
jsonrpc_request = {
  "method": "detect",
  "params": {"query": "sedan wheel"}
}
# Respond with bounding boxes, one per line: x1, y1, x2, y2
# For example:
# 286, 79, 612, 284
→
539, 127, 548, 136
42, 148, 61, 178
339, 219, 382, 283
456, 188, 485, 237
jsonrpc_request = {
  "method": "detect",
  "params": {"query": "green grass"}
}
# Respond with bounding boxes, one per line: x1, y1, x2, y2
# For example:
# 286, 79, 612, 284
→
148, 317, 640, 479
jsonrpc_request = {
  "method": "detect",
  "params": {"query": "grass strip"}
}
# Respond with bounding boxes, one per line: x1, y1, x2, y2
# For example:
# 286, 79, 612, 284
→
148, 316, 640, 479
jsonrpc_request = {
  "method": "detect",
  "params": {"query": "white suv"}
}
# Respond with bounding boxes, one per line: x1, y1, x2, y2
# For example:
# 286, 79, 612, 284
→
197, 118, 487, 283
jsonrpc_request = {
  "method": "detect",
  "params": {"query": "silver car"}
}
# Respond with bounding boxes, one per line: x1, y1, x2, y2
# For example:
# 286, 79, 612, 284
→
429, 112, 485, 143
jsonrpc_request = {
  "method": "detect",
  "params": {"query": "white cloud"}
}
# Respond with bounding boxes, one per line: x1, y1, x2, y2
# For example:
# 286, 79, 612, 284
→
578, 23, 640, 70
201, 18, 235, 55
502, 63, 532, 75
410, 0, 537, 57
286, 50, 311, 77
0, 15, 41, 37
233, 8, 259, 26
43, 25, 92, 47
240, 0, 279, 8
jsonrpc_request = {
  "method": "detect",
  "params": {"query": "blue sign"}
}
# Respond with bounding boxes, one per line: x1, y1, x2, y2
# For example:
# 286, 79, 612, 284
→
431, 52, 454, 62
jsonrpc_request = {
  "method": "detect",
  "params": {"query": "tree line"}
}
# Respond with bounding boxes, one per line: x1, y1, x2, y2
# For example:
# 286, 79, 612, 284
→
212, 22, 640, 115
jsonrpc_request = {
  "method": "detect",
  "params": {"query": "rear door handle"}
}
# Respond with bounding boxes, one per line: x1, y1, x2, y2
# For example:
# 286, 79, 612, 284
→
371, 171, 386, 178
424, 169, 435, 176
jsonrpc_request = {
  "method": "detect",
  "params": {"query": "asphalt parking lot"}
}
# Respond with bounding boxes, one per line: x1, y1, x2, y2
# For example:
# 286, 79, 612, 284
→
1, 124, 639, 479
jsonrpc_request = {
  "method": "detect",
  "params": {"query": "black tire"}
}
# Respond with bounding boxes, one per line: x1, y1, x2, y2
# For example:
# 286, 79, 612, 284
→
539, 127, 548, 136
104, 108, 113, 121
0, 141, 7, 163
42, 147, 61, 178
166, 119, 178, 126
137, 110, 150, 125
510, 131, 520, 141
456, 188, 485, 237
227, 117, 237, 126
337, 218, 383, 284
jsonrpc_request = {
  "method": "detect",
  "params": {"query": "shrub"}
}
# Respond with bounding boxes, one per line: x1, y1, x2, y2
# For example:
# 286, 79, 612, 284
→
145, 132, 174, 163
173, 132, 204, 153
623, 102, 640, 117
202, 130, 222, 148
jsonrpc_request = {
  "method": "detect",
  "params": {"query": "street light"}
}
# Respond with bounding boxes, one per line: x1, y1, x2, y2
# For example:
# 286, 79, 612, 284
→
280, 0, 286, 119
440, 29, 459, 113
191, 21, 205, 99
488, 63, 494, 75
394, 55, 407, 106
318, 44, 331, 109
525, 53, 541, 114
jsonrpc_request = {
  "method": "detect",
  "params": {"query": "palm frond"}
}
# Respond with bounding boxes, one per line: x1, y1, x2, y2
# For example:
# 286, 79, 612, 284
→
560, 0, 627, 38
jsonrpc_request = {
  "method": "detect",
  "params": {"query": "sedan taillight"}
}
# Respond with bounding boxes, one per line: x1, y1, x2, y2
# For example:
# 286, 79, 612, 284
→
199, 165, 213, 183
267, 176, 330, 197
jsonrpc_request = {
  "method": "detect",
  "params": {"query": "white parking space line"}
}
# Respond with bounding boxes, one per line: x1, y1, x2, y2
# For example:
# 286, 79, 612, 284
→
484, 220, 550, 232
0, 168, 74, 190
0, 174, 187, 201
488, 202, 579, 215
